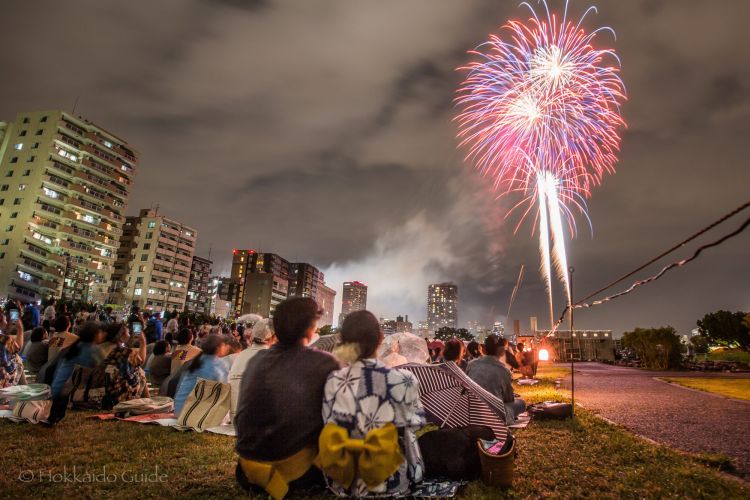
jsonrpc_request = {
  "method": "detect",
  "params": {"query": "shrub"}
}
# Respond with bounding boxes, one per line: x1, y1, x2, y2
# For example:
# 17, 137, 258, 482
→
622, 326, 683, 370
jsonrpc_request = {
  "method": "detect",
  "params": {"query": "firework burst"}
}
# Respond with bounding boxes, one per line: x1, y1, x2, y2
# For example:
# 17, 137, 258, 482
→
456, 0, 626, 326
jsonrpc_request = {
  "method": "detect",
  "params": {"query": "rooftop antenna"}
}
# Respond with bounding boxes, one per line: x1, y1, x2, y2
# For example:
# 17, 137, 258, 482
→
72, 96, 80, 114
208, 244, 213, 261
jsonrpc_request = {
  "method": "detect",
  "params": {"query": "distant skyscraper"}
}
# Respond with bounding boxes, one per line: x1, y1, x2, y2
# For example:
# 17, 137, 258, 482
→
111, 209, 197, 312
0, 110, 138, 303
317, 283, 337, 327
289, 262, 324, 299
427, 283, 458, 331
338, 281, 367, 326
230, 250, 290, 318
186, 255, 212, 314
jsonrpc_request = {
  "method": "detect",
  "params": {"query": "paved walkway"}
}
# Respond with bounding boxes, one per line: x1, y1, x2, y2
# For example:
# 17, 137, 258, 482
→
564, 363, 750, 478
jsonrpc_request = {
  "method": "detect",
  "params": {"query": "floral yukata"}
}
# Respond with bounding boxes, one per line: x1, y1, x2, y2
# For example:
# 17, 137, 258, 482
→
322, 358, 426, 497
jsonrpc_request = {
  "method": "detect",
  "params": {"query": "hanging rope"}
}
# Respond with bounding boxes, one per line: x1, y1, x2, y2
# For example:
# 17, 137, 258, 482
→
544, 199, 750, 335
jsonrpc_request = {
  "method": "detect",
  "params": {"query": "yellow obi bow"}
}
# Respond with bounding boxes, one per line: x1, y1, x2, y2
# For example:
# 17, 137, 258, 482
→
239, 447, 316, 500
317, 422, 404, 489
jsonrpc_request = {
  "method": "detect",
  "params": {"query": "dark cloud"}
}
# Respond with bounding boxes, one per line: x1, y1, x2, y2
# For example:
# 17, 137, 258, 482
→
1, 0, 748, 334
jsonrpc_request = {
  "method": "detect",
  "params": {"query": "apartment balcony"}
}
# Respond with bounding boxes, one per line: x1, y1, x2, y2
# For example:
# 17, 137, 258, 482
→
177, 242, 194, 253
18, 255, 64, 279
54, 132, 83, 151
33, 201, 65, 222
81, 144, 119, 171
81, 157, 117, 179
59, 119, 85, 138
59, 239, 99, 259
46, 160, 76, 179
66, 196, 102, 216
151, 269, 172, 279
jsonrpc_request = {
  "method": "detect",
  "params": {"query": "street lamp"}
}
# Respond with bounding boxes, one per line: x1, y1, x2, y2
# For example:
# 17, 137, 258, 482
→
569, 266, 575, 417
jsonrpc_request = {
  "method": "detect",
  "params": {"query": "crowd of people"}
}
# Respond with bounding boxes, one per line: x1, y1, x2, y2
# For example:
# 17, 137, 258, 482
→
0, 296, 533, 497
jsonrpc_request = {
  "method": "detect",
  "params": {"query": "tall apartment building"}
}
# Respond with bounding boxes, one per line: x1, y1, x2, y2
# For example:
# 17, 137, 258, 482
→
427, 282, 458, 332
186, 255, 212, 314
110, 209, 197, 312
0, 110, 137, 303
289, 262, 324, 299
317, 283, 336, 327
338, 281, 367, 326
231, 250, 290, 317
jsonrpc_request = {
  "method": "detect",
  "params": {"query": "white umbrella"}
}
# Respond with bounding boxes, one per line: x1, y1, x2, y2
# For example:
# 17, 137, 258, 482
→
377, 332, 429, 367
236, 313, 263, 324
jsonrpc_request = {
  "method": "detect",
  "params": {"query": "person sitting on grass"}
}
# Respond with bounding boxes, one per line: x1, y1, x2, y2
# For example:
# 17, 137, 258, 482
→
171, 328, 202, 374
24, 327, 49, 375
97, 322, 149, 409
49, 321, 105, 423
145, 340, 172, 386
466, 340, 483, 360
47, 315, 78, 362
0, 320, 24, 389
173, 335, 230, 414
443, 338, 467, 370
228, 319, 276, 422
235, 297, 339, 498
466, 334, 526, 422
321, 310, 426, 497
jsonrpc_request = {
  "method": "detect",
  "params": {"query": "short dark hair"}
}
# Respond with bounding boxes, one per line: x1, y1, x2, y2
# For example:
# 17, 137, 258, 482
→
77, 321, 103, 344
104, 322, 127, 343
153, 340, 170, 356
30, 327, 47, 343
484, 334, 505, 357
341, 310, 382, 359
176, 328, 193, 345
443, 338, 465, 362
273, 297, 321, 346
54, 315, 70, 333
467, 340, 483, 358
189, 335, 225, 373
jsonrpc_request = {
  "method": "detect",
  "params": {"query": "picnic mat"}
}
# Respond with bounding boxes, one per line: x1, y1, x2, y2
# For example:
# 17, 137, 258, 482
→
87, 412, 235, 436
509, 411, 531, 429
516, 378, 540, 386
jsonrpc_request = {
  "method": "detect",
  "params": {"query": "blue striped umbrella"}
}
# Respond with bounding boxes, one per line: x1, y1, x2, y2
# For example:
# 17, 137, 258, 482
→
401, 362, 509, 443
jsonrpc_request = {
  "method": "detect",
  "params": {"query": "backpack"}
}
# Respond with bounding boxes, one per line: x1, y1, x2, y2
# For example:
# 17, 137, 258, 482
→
527, 401, 573, 420
144, 321, 157, 344
22, 307, 35, 330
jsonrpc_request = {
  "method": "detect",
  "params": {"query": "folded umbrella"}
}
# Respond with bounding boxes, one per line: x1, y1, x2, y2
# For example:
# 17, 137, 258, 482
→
400, 362, 509, 444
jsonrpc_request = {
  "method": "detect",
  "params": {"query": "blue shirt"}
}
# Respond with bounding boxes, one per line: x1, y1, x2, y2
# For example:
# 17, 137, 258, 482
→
148, 318, 163, 341
173, 355, 229, 414
50, 342, 96, 397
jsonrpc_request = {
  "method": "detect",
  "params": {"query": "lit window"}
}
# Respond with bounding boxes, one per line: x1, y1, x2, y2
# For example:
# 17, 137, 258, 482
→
148, 221, 156, 228
32, 231, 52, 244
42, 187, 59, 199
18, 271, 33, 282
18, 184, 26, 191
14, 143, 22, 150
134, 288, 142, 296
103, 140, 113, 148
82, 214, 96, 224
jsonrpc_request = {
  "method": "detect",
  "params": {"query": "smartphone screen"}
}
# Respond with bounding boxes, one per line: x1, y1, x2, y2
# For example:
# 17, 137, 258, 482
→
9, 309, 19, 321
131, 322, 143, 333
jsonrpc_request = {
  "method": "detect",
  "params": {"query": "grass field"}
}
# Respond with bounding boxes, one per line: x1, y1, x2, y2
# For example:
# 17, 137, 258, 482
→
663, 377, 750, 402
1, 364, 748, 499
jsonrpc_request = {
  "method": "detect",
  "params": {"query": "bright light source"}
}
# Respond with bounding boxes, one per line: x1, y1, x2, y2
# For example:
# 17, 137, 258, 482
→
539, 348, 550, 361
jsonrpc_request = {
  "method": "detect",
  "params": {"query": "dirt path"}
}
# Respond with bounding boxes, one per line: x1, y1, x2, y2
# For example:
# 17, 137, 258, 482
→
565, 362, 750, 478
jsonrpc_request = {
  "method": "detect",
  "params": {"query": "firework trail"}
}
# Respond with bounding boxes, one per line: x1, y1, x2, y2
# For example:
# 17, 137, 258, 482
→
456, 0, 626, 327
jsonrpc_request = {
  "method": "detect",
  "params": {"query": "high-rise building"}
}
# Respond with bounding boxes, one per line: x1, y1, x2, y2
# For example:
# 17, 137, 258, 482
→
289, 262, 324, 299
186, 255, 212, 314
0, 110, 138, 303
110, 209, 197, 312
231, 250, 290, 317
427, 283, 458, 332
395, 315, 412, 333
338, 281, 367, 326
317, 283, 336, 327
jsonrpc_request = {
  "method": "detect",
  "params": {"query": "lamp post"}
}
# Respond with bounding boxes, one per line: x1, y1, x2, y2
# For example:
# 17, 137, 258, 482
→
569, 266, 575, 417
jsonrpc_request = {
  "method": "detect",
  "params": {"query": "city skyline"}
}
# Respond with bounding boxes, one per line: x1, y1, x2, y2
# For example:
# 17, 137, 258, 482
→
0, 1, 748, 335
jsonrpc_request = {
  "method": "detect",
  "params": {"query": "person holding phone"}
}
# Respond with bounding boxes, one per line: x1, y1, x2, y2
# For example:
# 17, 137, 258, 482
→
0, 316, 25, 389
48, 315, 79, 363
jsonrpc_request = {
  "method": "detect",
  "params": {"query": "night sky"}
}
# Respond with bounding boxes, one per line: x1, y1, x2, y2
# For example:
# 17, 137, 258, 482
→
2, 0, 748, 335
